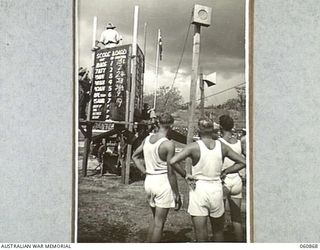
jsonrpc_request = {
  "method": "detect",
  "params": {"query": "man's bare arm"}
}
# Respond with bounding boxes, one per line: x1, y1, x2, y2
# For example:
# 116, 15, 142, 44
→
169, 144, 197, 190
241, 137, 246, 156
169, 144, 193, 178
221, 142, 246, 176
132, 139, 146, 174
165, 141, 181, 210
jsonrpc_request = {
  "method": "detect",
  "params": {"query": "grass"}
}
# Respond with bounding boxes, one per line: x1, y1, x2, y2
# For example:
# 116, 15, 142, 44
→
77, 155, 246, 242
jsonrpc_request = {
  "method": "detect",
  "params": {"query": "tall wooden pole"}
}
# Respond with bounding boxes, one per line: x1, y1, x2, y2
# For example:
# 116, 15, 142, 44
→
199, 73, 205, 117
124, 5, 139, 184
142, 22, 147, 103
122, 45, 132, 184
186, 24, 201, 176
153, 29, 160, 109
82, 16, 97, 177
187, 24, 201, 145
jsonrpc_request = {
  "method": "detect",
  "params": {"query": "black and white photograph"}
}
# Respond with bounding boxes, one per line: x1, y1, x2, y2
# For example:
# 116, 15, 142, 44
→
76, 0, 248, 243
3, 0, 320, 245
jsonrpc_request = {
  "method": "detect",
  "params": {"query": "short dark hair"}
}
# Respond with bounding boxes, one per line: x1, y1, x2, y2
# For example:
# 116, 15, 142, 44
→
219, 115, 234, 131
159, 113, 174, 127
242, 129, 246, 136
198, 117, 214, 133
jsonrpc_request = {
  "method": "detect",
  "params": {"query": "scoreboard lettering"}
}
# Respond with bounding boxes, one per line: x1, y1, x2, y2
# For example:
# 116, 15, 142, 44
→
90, 44, 144, 122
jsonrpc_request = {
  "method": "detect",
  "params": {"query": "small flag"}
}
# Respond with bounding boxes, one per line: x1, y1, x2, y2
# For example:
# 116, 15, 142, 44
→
203, 72, 216, 87
159, 31, 163, 60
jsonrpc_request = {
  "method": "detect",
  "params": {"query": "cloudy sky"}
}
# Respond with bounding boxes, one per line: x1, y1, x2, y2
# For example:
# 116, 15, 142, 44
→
78, 0, 246, 105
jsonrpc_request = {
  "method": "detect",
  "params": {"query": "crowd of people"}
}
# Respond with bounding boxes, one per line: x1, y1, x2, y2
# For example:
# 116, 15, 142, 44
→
132, 113, 246, 242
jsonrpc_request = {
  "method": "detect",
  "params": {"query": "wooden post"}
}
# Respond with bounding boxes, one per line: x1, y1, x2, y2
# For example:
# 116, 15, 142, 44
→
82, 123, 92, 177
153, 29, 160, 109
122, 45, 132, 184
124, 5, 139, 184
142, 22, 147, 104
199, 73, 204, 117
82, 16, 97, 177
187, 25, 201, 144
185, 24, 201, 178
120, 134, 126, 184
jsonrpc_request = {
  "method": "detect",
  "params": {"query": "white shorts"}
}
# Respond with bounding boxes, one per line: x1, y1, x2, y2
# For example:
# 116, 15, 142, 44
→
223, 174, 243, 199
188, 180, 224, 218
144, 174, 175, 208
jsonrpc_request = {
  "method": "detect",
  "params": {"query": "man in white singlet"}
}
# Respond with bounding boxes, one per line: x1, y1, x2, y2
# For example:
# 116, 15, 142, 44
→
219, 115, 246, 242
169, 118, 246, 242
132, 113, 181, 242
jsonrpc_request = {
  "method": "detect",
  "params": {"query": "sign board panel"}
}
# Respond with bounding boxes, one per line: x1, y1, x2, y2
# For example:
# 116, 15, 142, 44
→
90, 44, 144, 122
90, 45, 130, 121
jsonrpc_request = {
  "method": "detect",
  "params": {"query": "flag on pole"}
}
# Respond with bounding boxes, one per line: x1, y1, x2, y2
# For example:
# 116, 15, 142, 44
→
159, 30, 163, 60
203, 72, 216, 87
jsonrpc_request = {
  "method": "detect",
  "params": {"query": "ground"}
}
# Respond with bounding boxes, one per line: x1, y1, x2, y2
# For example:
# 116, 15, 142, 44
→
77, 147, 246, 243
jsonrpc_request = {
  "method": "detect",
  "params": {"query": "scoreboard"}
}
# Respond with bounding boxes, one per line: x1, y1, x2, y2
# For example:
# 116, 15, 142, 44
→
90, 44, 144, 122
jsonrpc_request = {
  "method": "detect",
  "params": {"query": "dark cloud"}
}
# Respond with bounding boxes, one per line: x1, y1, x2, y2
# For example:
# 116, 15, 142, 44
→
78, 0, 246, 103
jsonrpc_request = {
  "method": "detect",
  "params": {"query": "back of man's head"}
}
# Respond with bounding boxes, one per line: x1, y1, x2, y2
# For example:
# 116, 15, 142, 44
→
198, 117, 214, 136
159, 113, 174, 129
219, 115, 234, 131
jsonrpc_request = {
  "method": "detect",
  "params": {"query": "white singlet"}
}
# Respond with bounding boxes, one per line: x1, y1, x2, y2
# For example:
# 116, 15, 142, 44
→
188, 140, 224, 218
219, 138, 243, 199
143, 135, 175, 208
143, 135, 169, 175
192, 140, 223, 181
219, 138, 242, 178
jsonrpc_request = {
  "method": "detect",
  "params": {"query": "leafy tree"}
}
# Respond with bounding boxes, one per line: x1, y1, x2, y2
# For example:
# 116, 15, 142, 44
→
143, 86, 183, 114
221, 98, 240, 111
218, 86, 246, 111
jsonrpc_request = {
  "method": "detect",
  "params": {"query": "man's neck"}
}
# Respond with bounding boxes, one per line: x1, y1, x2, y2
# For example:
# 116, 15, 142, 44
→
222, 131, 232, 139
157, 128, 168, 138
200, 135, 213, 141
